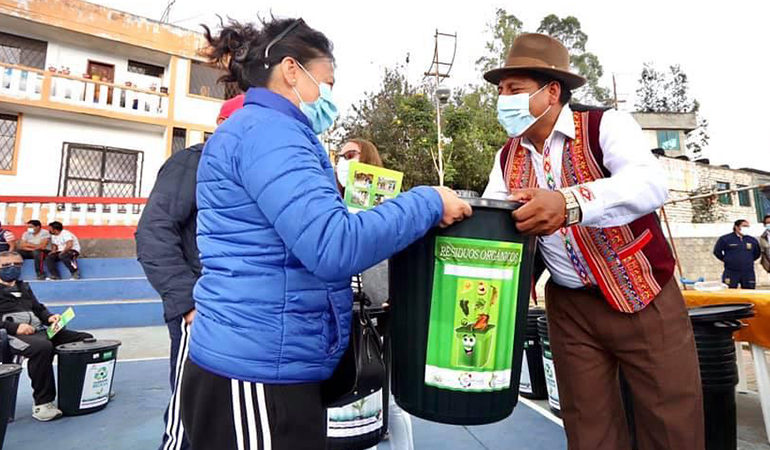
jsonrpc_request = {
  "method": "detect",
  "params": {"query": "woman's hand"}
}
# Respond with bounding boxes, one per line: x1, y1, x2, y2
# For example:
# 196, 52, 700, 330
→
433, 187, 473, 228
48, 314, 61, 325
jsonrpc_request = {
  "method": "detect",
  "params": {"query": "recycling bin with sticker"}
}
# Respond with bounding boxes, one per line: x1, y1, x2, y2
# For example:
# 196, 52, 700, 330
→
55, 338, 121, 416
389, 198, 536, 425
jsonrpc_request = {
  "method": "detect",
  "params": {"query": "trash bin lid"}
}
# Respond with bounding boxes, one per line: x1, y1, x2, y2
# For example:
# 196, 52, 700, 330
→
688, 303, 754, 322
56, 338, 122, 354
463, 198, 522, 211
0, 363, 22, 378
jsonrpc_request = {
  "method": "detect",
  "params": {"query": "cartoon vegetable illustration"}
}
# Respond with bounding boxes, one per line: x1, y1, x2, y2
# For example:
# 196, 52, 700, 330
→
459, 299, 470, 316
490, 286, 498, 307
473, 314, 490, 331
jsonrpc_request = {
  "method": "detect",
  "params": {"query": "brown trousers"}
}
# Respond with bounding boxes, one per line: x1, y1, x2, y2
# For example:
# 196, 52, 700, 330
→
545, 278, 704, 450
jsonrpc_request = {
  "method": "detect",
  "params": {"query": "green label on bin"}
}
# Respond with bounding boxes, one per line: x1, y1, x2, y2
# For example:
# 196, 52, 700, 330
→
424, 236, 522, 392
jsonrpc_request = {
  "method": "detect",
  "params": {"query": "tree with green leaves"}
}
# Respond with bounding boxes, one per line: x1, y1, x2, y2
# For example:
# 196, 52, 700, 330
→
475, 8, 523, 75
537, 14, 611, 106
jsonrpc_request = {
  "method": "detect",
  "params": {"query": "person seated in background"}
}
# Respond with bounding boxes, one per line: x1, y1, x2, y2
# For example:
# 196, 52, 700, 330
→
18, 220, 51, 280
45, 221, 81, 280
0, 221, 16, 252
0, 251, 92, 421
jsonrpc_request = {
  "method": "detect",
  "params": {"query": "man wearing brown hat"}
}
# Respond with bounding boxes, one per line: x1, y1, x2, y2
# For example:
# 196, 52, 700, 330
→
483, 33, 704, 449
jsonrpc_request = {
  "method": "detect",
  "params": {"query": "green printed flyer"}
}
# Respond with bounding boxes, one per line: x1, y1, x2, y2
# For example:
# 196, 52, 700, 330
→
344, 162, 403, 212
424, 237, 523, 392
47, 307, 75, 339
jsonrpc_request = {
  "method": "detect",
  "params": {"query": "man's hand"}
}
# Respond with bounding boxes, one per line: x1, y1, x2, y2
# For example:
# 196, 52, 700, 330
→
48, 314, 61, 324
509, 188, 567, 236
16, 323, 36, 335
183, 309, 196, 325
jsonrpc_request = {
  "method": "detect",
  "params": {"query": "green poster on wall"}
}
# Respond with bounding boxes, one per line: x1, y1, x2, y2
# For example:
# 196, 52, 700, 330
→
424, 236, 523, 392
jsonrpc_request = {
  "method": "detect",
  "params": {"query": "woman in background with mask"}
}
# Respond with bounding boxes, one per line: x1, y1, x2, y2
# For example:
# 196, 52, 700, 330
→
335, 139, 382, 192
182, 17, 471, 450
334, 139, 415, 450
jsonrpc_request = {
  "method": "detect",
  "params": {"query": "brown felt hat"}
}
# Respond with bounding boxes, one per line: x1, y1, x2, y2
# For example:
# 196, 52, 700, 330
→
483, 33, 586, 90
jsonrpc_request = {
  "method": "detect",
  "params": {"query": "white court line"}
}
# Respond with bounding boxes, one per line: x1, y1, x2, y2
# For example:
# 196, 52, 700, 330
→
519, 397, 564, 428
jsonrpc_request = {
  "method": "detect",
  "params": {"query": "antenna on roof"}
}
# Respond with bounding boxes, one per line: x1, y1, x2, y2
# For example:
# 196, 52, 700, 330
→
160, 0, 176, 24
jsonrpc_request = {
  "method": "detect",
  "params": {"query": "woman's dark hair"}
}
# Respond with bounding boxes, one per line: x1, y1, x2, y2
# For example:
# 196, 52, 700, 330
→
202, 17, 334, 91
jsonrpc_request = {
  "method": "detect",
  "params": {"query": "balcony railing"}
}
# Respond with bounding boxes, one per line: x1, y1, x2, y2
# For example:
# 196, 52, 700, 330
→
0, 196, 146, 228
0, 62, 169, 120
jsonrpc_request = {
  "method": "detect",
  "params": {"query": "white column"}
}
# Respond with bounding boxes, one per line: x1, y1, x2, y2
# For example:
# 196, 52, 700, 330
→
13, 202, 23, 225
97, 85, 108, 107
62, 203, 72, 225
94, 204, 104, 226
0, 202, 6, 225
31, 203, 41, 221
10, 69, 21, 95
85, 82, 96, 104
47, 202, 56, 224
77, 202, 87, 225
109, 203, 119, 225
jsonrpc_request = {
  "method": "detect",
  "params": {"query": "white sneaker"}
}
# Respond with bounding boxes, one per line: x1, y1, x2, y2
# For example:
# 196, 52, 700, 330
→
32, 402, 62, 421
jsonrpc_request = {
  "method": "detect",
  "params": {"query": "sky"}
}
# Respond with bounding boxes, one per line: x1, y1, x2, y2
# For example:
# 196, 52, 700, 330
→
94, 0, 770, 171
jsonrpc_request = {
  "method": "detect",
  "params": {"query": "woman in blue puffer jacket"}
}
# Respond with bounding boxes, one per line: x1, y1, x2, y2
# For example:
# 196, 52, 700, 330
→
180, 17, 472, 450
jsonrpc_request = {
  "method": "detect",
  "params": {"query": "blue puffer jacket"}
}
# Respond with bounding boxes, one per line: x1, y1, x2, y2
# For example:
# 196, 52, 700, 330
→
191, 88, 444, 384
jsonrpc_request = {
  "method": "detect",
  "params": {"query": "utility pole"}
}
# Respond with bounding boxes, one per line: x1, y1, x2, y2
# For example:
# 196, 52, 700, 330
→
423, 30, 457, 186
612, 73, 627, 110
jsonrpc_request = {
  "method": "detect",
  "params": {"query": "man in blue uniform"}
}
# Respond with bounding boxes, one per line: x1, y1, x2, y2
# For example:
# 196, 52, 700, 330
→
714, 219, 761, 289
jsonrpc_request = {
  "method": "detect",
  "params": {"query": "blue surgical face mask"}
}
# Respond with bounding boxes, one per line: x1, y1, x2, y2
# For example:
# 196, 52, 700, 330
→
765, 224, 770, 231
292, 62, 339, 135
496, 84, 551, 138
0, 265, 21, 282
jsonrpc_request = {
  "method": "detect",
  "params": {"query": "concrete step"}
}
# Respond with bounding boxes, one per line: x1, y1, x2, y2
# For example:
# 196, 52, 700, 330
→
26, 278, 159, 302
47, 299, 164, 329
22, 257, 145, 280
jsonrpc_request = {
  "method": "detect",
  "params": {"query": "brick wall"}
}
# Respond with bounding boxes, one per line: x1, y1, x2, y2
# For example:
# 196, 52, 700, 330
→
671, 236, 770, 287
659, 157, 758, 224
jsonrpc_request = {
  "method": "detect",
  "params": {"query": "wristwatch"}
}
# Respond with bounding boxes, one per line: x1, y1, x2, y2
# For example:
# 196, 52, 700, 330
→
559, 188, 582, 227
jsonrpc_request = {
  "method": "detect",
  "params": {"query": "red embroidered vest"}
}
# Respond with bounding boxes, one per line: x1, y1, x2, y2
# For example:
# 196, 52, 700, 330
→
501, 109, 675, 313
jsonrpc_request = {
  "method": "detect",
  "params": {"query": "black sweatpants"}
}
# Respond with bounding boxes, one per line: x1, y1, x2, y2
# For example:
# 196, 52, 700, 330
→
13, 328, 93, 404
45, 250, 79, 278
18, 250, 49, 277
180, 359, 325, 450
161, 318, 190, 450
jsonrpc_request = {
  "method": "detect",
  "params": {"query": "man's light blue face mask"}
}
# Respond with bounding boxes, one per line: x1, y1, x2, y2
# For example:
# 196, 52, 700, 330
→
292, 61, 339, 135
496, 83, 551, 138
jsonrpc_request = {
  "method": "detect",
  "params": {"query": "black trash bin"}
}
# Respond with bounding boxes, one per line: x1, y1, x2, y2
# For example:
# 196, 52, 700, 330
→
536, 316, 561, 417
520, 308, 547, 400
688, 303, 754, 450
0, 364, 21, 449
390, 198, 536, 425
55, 338, 121, 416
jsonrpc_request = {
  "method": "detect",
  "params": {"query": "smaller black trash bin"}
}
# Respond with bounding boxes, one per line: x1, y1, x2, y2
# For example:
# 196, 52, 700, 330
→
688, 303, 754, 450
56, 339, 121, 416
0, 364, 21, 449
520, 308, 547, 400
536, 316, 561, 417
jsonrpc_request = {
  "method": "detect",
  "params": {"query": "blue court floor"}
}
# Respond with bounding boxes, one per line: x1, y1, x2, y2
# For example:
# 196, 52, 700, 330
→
4, 359, 567, 449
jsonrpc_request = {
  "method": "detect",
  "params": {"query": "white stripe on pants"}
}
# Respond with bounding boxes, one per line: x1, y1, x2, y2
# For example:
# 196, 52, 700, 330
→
163, 321, 190, 450
231, 381, 273, 450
